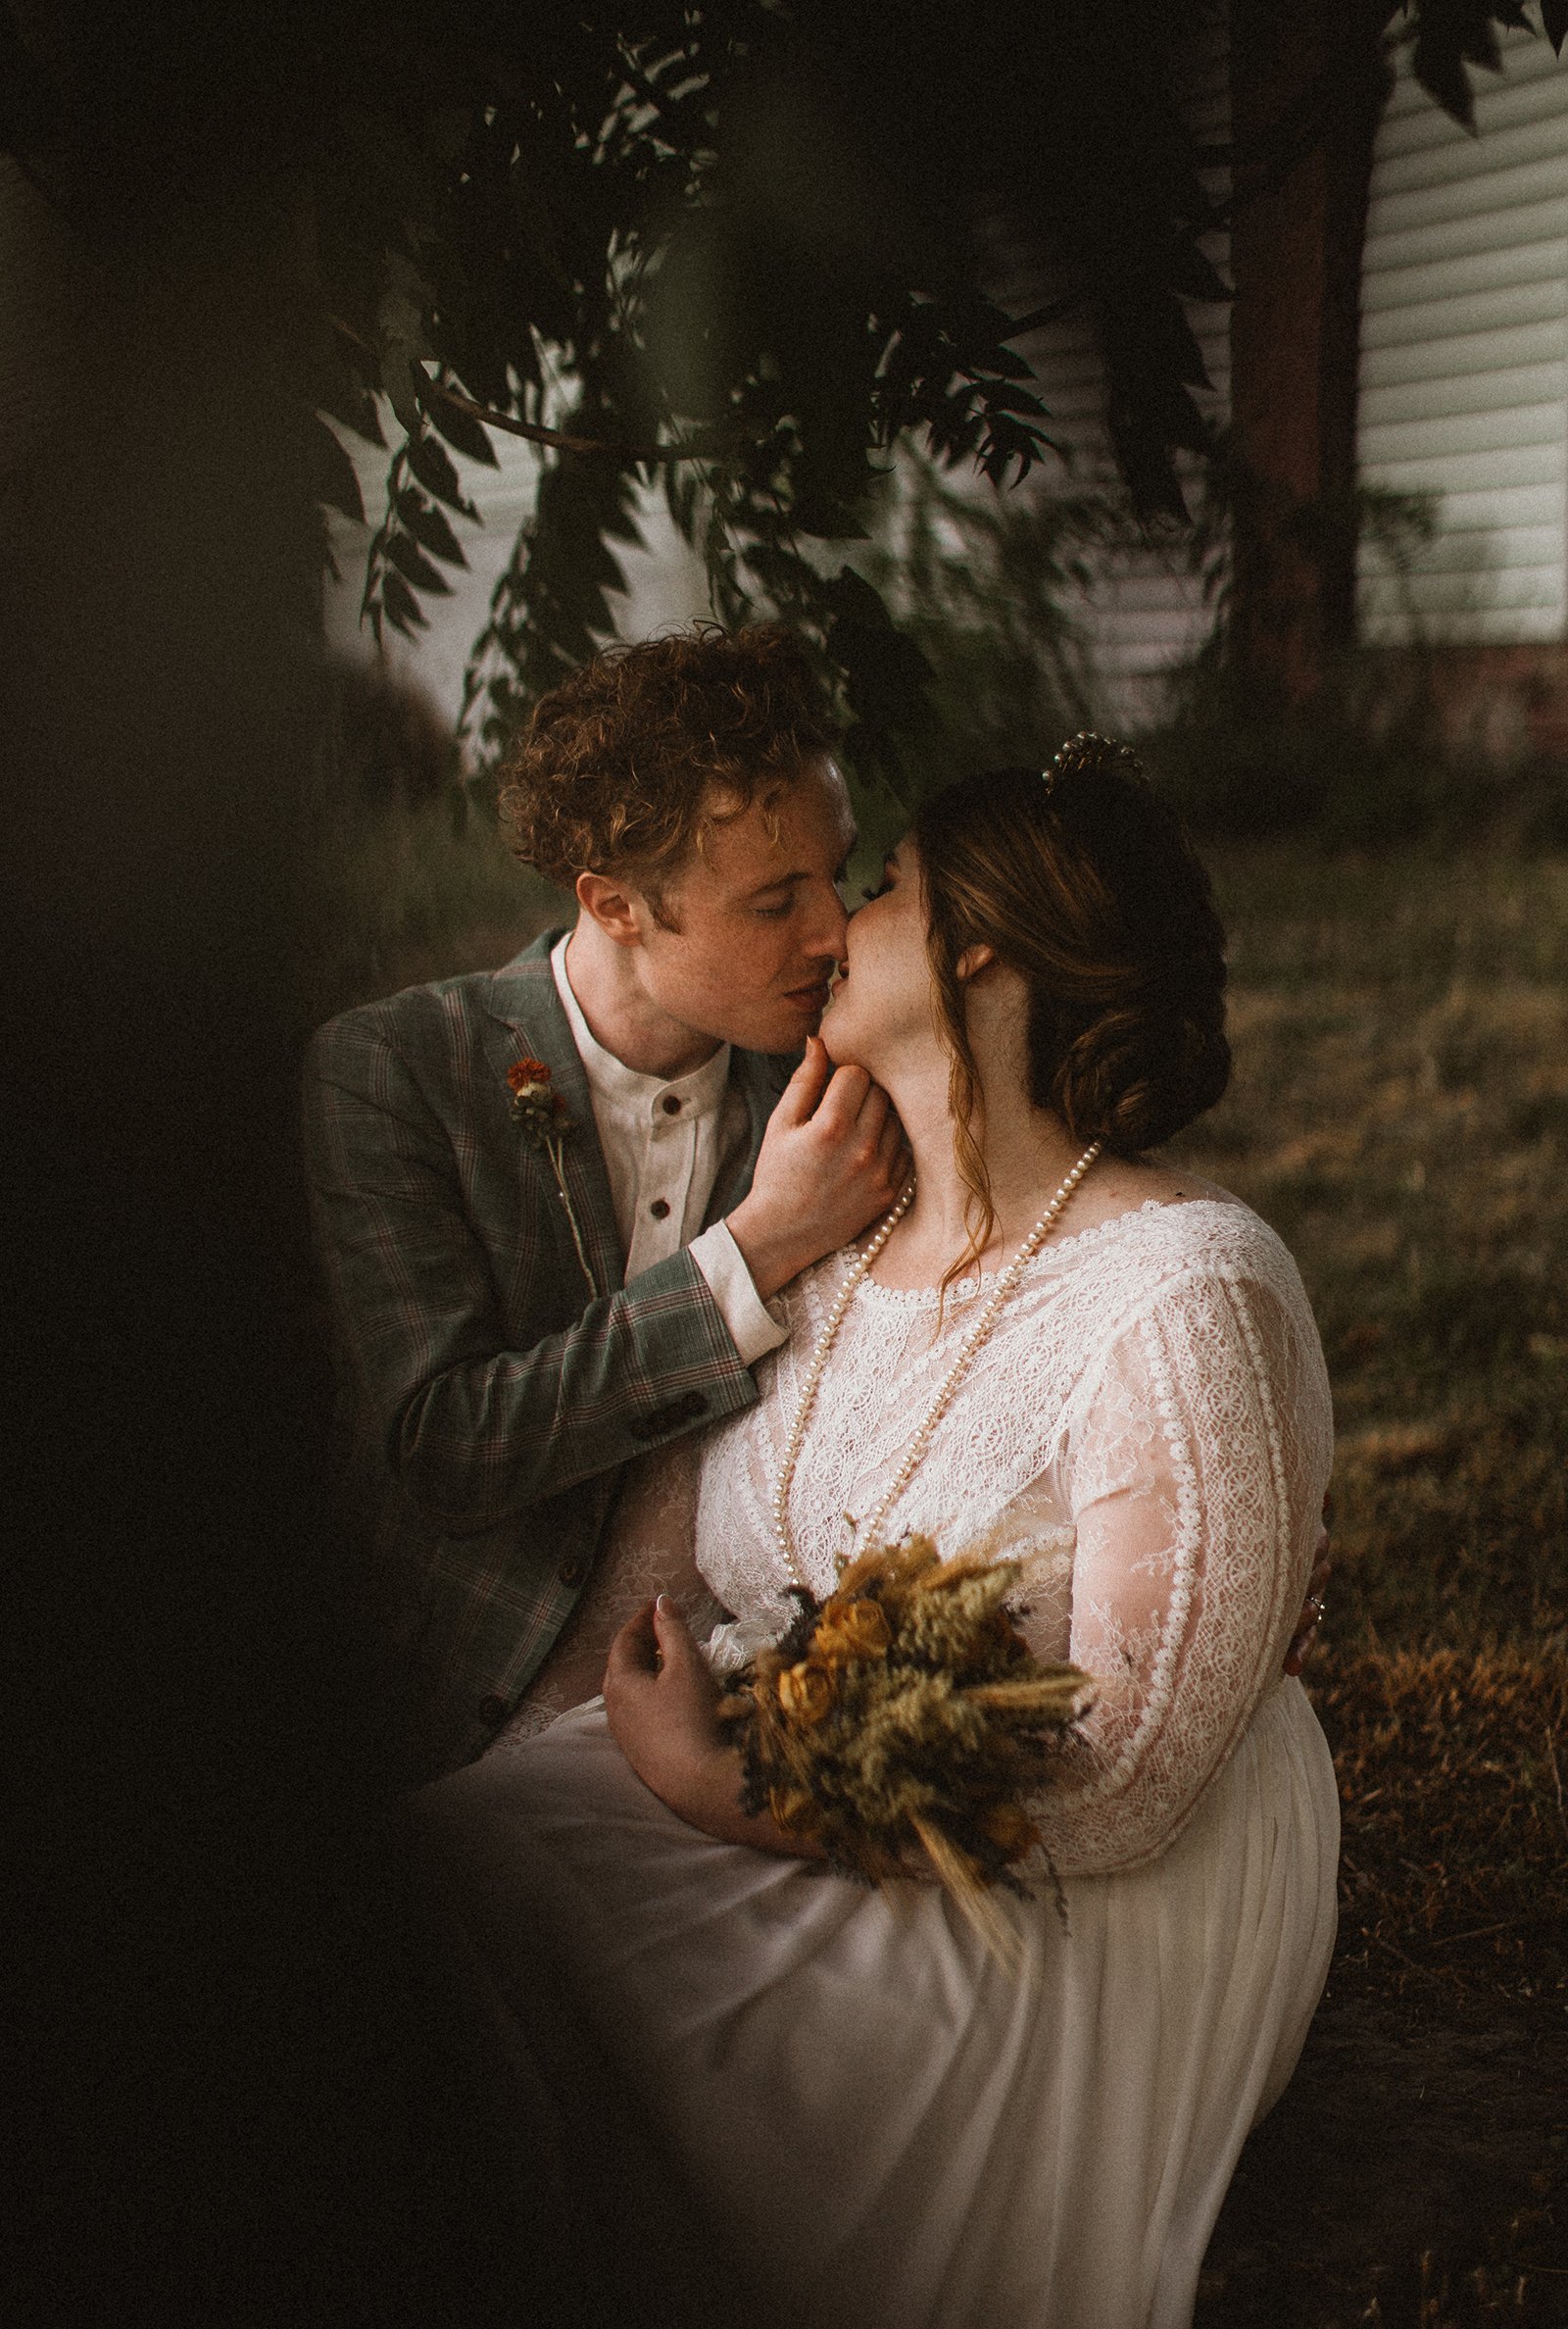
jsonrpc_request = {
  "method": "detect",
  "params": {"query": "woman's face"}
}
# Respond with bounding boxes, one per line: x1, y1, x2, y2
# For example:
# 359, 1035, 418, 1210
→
819, 836, 934, 1072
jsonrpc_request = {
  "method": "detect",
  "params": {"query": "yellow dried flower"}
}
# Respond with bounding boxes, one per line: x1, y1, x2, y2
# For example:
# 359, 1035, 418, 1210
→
778, 1660, 835, 1725
767, 1784, 821, 1836
979, 1802, 1041, 1860
813, 1598, 892, 1665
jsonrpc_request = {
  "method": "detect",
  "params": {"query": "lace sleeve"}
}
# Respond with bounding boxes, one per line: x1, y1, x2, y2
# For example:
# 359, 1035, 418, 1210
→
491, 1435, 728, 1750
1028, 1256, 1333, 1876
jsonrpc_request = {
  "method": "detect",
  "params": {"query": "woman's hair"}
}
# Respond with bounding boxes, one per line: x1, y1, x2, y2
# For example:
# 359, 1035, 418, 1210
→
910, 743, 1230, 1270
499, 622, 839, 899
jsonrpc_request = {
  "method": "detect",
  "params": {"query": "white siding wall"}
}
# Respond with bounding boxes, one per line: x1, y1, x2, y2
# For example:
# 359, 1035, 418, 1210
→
1006, 9, 1231, 726
1357, 26, 1568, 644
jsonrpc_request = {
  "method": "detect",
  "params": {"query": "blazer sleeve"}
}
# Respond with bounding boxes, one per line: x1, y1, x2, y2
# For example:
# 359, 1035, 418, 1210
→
303, 1008, 765, 1533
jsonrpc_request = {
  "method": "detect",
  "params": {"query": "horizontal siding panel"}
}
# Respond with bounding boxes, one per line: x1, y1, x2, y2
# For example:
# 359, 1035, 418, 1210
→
1364, 520, 1564, 574
1360, 401, 1567, 464
1371, 87, 1568, 179
1396, 479, 1568, 535
1361, 192, 1568, 274
1362, 316, 1568, 385
1360, 440, 1562, 492
1381, 25, 1562, 113
1360, 598, 1565, 645
1361, 361, 1568, 425
1088, 618, 1218, 654
1361, 276, 1566, 346
1371, 153, 1568, 236
1071, 573, 1214, 617
1369, 567, 1565, 614
1377, 89, 1568, 167
1360, 233, 1568, 307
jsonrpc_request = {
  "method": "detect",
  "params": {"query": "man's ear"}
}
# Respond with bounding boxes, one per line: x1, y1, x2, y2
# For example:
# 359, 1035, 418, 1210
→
955, 941, 998, 982
575, 869, 648, 947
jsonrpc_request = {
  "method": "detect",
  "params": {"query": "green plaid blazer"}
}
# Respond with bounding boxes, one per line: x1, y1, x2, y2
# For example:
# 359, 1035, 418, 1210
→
304, 930, 794, 1779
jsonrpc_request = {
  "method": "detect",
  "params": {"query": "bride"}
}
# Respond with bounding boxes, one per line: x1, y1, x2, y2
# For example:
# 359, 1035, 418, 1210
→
416, 738, 1340, 2329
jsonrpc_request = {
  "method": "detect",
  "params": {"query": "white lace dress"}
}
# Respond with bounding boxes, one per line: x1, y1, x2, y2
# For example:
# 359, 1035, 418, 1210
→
416, 1198, 1340, 2329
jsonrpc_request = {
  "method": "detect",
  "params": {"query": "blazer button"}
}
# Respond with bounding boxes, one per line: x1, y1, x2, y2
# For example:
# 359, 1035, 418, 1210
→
476, 1694, 507, 1727
559, 1557, 584, 1586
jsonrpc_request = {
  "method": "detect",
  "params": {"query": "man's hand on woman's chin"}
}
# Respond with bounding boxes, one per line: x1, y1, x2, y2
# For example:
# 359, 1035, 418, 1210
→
727, 1036, 909, 1301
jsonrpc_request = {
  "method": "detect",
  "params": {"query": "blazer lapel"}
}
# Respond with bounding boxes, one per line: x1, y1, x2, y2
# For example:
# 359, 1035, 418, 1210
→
482, 932, 625, 1297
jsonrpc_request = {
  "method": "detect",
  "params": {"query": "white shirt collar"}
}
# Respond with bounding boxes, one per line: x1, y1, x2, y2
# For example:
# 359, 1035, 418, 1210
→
551, 930, 732, 1126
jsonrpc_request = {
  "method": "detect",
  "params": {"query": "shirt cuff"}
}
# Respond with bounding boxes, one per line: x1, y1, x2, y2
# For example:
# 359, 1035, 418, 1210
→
688, 1219, 790, 1367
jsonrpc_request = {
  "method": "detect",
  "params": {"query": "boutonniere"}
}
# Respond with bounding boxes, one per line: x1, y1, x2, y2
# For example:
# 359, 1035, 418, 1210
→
507, 1057, 597, 1299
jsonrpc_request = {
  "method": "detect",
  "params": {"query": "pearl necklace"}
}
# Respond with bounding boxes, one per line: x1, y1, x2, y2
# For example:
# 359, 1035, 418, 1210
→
770, 1141, 1102, 1593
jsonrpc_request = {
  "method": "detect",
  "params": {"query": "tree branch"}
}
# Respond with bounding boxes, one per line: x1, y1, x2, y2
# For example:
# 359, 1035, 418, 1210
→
327, 316, 702, 464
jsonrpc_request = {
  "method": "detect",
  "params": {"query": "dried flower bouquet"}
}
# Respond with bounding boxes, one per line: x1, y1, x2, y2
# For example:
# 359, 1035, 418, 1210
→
717, 1536, 1094, 1955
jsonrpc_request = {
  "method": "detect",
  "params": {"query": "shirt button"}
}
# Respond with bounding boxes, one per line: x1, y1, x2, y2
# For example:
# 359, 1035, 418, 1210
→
649, 1197, 671, 1220
559, 1557, 584, 1586
661, 1095, 682, 1115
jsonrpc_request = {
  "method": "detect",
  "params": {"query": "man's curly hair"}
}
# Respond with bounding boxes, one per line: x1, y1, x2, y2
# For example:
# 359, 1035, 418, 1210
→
498, 622, 840, 895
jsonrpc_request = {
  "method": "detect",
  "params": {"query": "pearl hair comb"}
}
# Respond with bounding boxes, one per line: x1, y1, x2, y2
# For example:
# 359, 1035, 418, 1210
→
1043, 731, 1148, 797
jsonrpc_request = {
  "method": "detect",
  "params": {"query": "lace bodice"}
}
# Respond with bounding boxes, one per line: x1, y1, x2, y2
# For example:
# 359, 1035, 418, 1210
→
502, 1196, 1333, 1879
694, 1197, 1333, 1876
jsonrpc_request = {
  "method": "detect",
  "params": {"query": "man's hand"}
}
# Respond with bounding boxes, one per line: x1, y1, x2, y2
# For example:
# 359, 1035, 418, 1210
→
603, 1598, 819, 1857
1284, 1497, 1333, 1677
726, 1037, 909, 1301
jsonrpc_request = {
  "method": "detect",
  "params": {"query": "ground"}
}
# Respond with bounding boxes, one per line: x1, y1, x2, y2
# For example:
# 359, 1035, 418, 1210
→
1174, 850, 1568, 2327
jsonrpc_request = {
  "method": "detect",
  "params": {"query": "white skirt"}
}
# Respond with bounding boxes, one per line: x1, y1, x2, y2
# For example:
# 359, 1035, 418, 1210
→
416, 1676, 1338, 2329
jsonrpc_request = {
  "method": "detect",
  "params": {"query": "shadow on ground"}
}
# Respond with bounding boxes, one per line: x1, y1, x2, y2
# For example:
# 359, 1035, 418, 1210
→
1199, 1996, 1568, 2325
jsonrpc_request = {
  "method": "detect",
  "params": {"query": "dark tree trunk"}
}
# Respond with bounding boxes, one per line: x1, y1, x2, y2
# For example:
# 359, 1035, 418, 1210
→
1228, 0, 1392, 708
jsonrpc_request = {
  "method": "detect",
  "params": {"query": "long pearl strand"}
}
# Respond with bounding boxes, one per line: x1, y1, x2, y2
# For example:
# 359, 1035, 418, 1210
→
770, 1140, 1102, 1594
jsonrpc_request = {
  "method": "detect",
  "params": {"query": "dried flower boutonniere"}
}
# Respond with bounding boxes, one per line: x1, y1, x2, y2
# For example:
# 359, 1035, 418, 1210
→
508, 1056, 597, 1298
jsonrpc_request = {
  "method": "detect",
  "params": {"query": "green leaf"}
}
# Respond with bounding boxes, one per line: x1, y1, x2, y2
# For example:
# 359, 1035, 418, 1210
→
385, 531, 453, 594
380, 571, 428, 636
426, 388, 500, 469
405, 432, 479, 519
394, 489, 469, 568
1410, 27, 1479, 128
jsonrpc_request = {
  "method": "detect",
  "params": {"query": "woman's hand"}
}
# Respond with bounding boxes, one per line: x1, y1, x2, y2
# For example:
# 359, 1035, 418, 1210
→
1284, 1496, 1333, 1677
603, 1597, 822, 1858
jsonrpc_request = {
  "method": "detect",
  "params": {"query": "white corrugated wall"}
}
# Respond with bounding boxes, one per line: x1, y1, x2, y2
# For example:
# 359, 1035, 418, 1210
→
1007, 8, 1231, 726
1357, 25, 1568, 644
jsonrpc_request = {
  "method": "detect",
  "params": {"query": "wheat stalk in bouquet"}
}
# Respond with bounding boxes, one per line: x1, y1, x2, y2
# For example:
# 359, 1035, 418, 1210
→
716, 1536, 1094, 1961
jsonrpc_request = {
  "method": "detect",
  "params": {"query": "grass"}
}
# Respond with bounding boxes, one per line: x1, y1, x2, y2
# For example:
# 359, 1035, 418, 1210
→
1167, 847, 1568, 2014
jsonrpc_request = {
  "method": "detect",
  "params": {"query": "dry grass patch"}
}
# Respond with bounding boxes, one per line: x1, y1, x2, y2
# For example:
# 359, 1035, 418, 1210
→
1317, 1645, 1568, 2007
1171, 848, 1568, 2011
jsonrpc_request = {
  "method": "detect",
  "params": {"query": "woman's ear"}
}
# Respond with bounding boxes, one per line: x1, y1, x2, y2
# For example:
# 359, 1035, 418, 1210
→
955, 942, 998, 982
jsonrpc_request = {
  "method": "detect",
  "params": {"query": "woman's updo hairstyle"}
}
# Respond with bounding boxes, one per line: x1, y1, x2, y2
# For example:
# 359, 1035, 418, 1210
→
911, 738, 1229, 1233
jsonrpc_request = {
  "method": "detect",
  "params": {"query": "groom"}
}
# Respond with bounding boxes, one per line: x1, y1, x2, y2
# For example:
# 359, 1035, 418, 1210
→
305, 624, 906, 1780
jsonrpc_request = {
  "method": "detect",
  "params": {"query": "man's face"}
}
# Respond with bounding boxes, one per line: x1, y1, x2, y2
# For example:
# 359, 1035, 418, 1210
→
634, 757, 856, 1055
